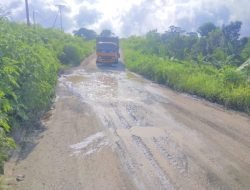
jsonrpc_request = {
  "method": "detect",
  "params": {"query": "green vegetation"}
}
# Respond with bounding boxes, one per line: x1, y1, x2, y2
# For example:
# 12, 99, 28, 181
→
73, 28, 114, 40
122, 21, 250, 114
0, 20, 94, 172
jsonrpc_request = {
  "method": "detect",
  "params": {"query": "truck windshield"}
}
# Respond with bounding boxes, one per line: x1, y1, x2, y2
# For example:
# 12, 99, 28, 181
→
97, 43, 117, 53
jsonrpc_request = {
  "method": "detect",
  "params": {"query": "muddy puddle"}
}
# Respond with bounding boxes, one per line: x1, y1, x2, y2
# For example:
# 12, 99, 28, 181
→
67, 75, 86, 83
69, 132, 110, 157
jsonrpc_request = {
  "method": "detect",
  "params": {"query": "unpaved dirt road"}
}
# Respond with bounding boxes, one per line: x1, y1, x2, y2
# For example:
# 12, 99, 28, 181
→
5, 55, 250, 190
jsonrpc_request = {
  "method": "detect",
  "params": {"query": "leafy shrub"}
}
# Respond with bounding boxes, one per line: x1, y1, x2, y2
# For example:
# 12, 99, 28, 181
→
222, 67, 246, 86
0, 131, 15, 173
59, 44, 81, 65
0, 20, 94, 173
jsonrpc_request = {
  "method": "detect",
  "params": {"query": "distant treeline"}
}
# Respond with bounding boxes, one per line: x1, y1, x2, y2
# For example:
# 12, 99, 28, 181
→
0, 20, 94, 172
122, 21, 250, 114
125, 21, 250, 68
73, 28, 116, 39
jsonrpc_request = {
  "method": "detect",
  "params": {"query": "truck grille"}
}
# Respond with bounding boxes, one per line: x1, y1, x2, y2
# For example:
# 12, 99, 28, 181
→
98, 56, 116, 62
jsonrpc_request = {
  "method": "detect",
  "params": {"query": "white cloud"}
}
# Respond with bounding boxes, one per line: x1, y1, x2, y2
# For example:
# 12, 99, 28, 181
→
1, 0, 250, 37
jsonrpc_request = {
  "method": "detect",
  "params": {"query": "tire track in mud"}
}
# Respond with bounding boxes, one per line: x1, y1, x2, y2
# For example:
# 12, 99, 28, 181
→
95, 98, 176, 189
115, 140, 147, 190
152, 137, 189, 176
113, 105, 132, 129
131, 135, 174, 190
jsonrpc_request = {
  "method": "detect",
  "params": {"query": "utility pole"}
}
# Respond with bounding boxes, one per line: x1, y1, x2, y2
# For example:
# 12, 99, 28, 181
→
25, 0, 31, 26
59, 5, 63, 31
56, 4, 64, 32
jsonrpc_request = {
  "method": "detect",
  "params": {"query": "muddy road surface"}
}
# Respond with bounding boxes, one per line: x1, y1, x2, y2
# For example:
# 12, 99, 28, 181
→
6, 55, 250, 190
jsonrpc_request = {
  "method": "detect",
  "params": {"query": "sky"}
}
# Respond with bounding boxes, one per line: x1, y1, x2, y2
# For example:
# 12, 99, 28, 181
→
1, 0, 250, 37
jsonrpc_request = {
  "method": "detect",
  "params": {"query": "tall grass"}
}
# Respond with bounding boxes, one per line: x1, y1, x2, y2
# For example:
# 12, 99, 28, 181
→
122, 48, 250, 113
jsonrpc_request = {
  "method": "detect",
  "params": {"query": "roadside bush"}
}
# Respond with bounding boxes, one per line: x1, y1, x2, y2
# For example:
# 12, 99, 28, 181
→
0, 131, 15, 173
0, 20, 94, 173
59, 44, 81, 65
222, 67, 247, 86
122, 41, 250, 113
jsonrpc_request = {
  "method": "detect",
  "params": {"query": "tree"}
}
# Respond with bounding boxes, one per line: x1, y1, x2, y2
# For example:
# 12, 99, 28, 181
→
73, 28, 97, 40
222, 21, 242, 43
100, 29, 114, 37
145, 30, 162, 54
161, 26, 185, 43
222, 21, 245, 56
207, 29, 225, 54
198, 22, 217, 37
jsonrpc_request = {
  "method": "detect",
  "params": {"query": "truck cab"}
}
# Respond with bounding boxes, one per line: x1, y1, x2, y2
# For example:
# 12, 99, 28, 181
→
96, 36, 120, 65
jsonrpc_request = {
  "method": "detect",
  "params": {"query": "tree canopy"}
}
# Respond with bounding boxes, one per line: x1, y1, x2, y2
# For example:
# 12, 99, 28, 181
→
73, 28, 97, 40
198, 22, 217, 37
100, 29, 114, 37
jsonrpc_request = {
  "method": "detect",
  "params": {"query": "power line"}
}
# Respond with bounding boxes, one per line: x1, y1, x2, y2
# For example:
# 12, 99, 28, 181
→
33, 11, 55, 26
52, 12, 59, 28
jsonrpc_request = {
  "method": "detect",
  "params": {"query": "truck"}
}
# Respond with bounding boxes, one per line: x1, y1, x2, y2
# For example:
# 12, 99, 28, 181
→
96, 36, 120, 65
